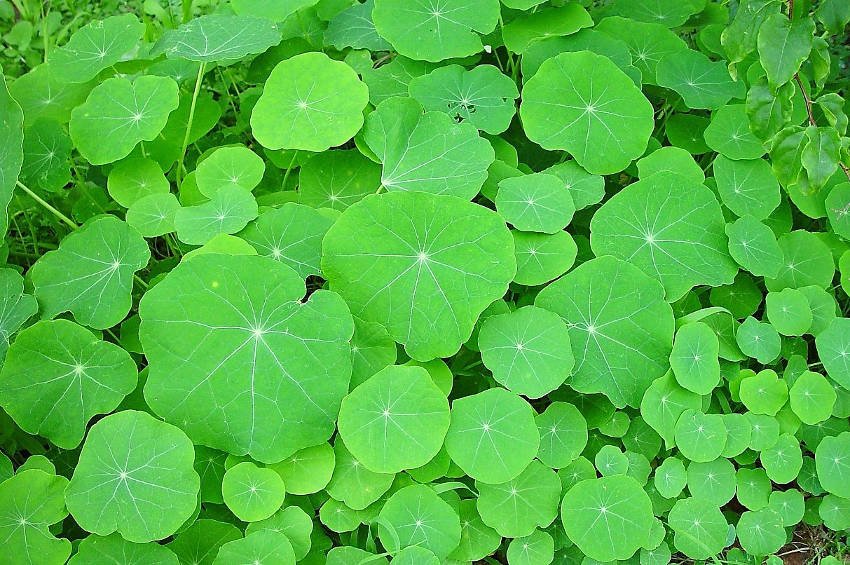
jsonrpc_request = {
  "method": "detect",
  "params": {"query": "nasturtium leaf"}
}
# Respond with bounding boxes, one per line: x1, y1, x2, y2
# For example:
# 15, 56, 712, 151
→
0, 319, 136, 449
668, 497, 728, 560
0, 269, 37, 360
213, 530, 295, 565
512, 230, 577, 286
638, 146, 705, 184
704, 104, 766, 160
267, 443, 334, 497
798, 285, 838, 336
725, 216, 784, 278
240, 203, 334, 279
766, 288, 812, 336
69, 76, 179, 165
590, 172, 737, 300
139, 254, 353, 463
298, 149, 382, 210
126, 193, 180, 238
478, 306, 574, 398
560, 475, 654, 562
815, 318, 850, 391
372, 0, 500, 62
670, 322, 721, 395
506, 529, 554, 565
221, 462, 286, 522
326, 0, 390, 51
740, 369, 789, 416
49, 14, 144, 83
360, 56, 433, 106
246, 506, 313, 560
766, 230, 835, 291
503, 6, 593, 54
496, 173, 575, 234
377, 484, 461, 558
448, 500, 501, 562
654, 456, 687, 498
326, 440, 394, 509
656, 49, 744, 110
107, 157, 170, 208
322, 191, 514, 361
687, 458, 737, 506
815, 431, 850, 499
736, 316, 781, 364
595, 445, 629, 476
666, 113, 712, 154
757, 12, 815, 90
760, 433, 802, 484
536, 255, 674, 407
154, 14, 281, 62
444, 388, 539, 484
175, 187, 258, 245
536, 401, 587, 469
320, 498, 369, 533
825, 182, 850, 239
521, 51, 654, 175
789, 371, 837, 425
769, 488, 805, 527
476, 460, 561, 538
408, 64, 519, 134
20, 118, 72, 193
338, 365, 450, 473
610, 0, 705, 27
251, 52, 368, 152
30, 215, 150, 329
542, 160, 605, 211
746, 413, 781, 452
69, 533, 179, 565
595, 16, 687, 83
0, 470, 71, 565
736, 508, 786, 556
0, 67, 24, 239
361, 97, 495, 198
195, 146, 265, 198
675, 409, 727, 463
65, 410, 200, 543
714, 156, 780, 220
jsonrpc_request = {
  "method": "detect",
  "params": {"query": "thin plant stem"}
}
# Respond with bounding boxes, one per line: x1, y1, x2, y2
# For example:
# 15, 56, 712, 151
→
177, 62, 207, 187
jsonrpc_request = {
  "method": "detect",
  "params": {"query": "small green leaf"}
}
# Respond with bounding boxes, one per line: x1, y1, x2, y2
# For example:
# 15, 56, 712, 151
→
222, 462, 286, 522
757, 13, 815, 90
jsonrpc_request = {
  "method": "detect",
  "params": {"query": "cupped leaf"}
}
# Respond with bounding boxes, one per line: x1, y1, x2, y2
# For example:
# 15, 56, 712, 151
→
154, 14, 281, 62
69, 76, 179, 165
251, 52, 369, 152
444, 388, 539, 484
338, 365, 450, 473
65, 410, 200, 543
478, 305, 574, 398
495, 173, 575, 234
0, 319, 137, 449
222, 462, 286, 522
139, 254, 354, 463
30, 215, 151, 329
521, 51, 654, 175
560, 475, 654, 562
536, 255, 674, 407
377, 484, 461, 558
372, 0, 500, 62
590, 172, 738, 300
535, 401, 588, 469
322, 191, 515, 361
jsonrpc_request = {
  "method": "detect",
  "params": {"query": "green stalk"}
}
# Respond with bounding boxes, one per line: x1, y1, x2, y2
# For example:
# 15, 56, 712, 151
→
16, 180, 77, 229
177, 62, 206, 188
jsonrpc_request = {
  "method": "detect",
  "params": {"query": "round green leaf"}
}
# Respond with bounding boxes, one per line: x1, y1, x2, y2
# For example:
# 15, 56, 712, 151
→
560, 475, 654, 562
0, 319, 137, 449
251, 53, 368, 152
372, 0, 500, 62
30, 215, 151, 329
166, 520, 241, 565
65, 410, 200, 543
521, 51, 654, 175
590, 171, 738, 300
668, 497, 728, 560
736, 508, 785, 556
69, 534, 179, 565
338, 365, 450, 473
195, 146, 265, 198
512, 230, 577, 286
154, 14, 282, 62
714, 156, 780, 220
815, 431, 850, 499
653, 456, 686, 498
322, 191, 515, 361
408, 64, 519, 134
50, 14, 144, 83
674, 409, 727, 463
0, 470, 71, 565
790, 370, 837, 425
377, 484, 461, 558
107, 157, 170, 208
506, 529, 554, 565
704, 104, 766, 160
449, 499, 502, 562
725, 215, 784, 278
444, 388, 539, 484
760, 433, 802, 484
476, 460, 561, 538
325, 440, 394, 510
126, 193, 180, 238
815, 317, 850, 390
736, 316, 781, 364
740, 369, 789, 416
69, 76, 179, 165
535, 401, 588, 469
536, 255, 674, 407
221, 462, 286, 522
670, 322, 721, 395
246, 506, 313, 560
298, 149, 382, 210
687, 458, 737, 506
174, 185, 259, 245
213, 530, 295, 565
326, 0, 391, 51
656, 49, 743, 109
765, 230, 835, 291
267, 443, 334, 496
20, 118, 72, 193
766, 288, 813, 336
478, 305, 573, 398
641, 373, 703, 448
496, 173, 575, 234
139, 254, 354, 463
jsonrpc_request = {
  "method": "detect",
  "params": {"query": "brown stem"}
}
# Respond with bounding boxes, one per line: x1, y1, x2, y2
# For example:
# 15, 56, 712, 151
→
793, 74, 817, 127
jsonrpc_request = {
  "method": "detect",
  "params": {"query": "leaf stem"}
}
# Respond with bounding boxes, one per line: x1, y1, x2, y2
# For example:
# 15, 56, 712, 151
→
15, 181, 77, 229
177, 61, 206, 188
